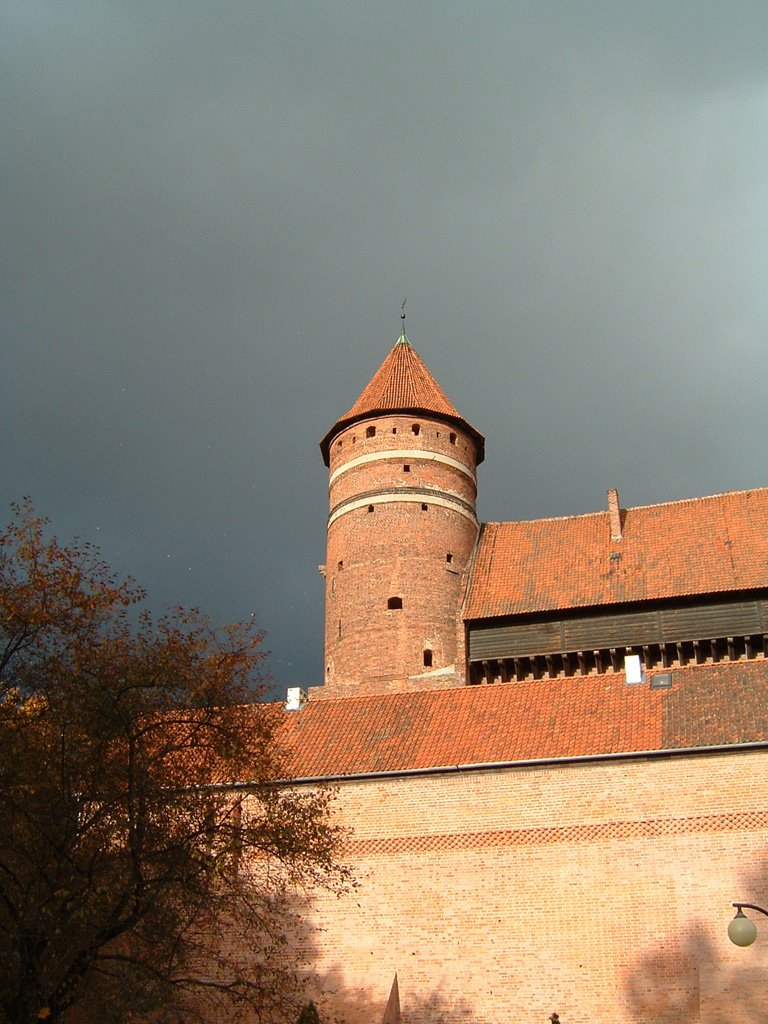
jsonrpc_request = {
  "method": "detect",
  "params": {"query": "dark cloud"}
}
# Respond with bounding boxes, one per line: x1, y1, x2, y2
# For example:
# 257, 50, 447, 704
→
3, 1, 768, 691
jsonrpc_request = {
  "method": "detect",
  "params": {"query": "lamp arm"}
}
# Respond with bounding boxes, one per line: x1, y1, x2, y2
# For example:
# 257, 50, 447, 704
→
733, 903, 768, 918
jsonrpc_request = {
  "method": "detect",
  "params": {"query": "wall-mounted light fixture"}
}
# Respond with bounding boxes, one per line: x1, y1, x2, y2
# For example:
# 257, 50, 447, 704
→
728, 903, 768, 946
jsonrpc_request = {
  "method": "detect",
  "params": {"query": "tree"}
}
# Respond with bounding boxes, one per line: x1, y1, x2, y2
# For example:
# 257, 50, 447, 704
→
0, 501, 348, 1024
296, 1001, 321, 1024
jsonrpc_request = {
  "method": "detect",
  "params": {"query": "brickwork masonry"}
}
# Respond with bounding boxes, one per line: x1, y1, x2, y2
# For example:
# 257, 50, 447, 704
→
323, 415, 479, 693
298, 750, 768, 1024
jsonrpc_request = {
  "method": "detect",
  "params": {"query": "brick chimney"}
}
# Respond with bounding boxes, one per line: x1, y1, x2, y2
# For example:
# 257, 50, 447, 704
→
607, 487, 622, 541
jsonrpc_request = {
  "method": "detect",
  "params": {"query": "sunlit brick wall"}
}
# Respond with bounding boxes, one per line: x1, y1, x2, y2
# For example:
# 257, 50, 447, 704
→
299, 750, 768, 1024
321, 414, 479, 695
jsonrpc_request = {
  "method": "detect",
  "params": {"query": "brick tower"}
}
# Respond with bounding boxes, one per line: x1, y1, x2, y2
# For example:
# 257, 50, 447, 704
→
318, 329, 484, 696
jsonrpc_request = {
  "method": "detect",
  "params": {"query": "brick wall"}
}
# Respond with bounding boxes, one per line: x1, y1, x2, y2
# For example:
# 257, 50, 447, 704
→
295, 750, 768, 1024
322, 415, 479, 694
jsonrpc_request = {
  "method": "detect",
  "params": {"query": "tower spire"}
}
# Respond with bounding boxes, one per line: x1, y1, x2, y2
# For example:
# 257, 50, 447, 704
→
398, 298, 408, 344
319, 327, 484, 466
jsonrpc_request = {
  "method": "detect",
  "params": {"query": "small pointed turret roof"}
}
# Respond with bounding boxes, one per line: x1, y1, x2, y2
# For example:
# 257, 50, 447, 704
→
320, 333, 484, 465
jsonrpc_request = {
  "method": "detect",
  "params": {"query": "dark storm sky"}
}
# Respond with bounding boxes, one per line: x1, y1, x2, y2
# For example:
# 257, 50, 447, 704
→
3, 1, 768, 691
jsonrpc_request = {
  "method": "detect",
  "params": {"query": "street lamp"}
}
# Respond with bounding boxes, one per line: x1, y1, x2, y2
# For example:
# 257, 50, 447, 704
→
728, 903, 768, 947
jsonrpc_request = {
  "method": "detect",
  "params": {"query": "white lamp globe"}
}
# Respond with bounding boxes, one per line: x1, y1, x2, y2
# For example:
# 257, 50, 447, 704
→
728, 910, 758, 947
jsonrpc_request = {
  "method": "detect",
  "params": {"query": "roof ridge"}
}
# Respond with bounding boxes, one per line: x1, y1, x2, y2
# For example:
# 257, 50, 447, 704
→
481, 486, 768, 529
621, 486, 767, 513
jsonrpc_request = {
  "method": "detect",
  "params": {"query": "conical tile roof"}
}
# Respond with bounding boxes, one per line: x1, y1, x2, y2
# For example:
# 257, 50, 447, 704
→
320, 334, 484, 465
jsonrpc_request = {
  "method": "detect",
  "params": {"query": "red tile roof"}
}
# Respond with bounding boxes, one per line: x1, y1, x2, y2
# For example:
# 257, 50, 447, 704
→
464, 488, 768, 620
320, 335, 484, 464
274, 661, 768, 779
662, 661, 768, 748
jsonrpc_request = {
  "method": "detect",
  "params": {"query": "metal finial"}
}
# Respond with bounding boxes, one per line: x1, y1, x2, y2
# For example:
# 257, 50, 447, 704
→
399, 298, 407, 342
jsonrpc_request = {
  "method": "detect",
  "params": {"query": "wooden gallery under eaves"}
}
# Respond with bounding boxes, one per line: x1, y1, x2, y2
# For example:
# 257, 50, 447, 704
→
268, 331, 768, 1024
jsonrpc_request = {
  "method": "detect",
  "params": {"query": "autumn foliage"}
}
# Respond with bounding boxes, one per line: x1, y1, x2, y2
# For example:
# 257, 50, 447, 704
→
0, 501, 347, 1024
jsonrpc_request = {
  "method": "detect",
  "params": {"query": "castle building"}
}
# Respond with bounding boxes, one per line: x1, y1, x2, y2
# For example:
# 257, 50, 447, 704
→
278, 330, 768, 1024
318, 330, 483, 695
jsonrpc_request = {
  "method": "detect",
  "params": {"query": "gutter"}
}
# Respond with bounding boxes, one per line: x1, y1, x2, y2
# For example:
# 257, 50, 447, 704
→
276, 740, 768, 787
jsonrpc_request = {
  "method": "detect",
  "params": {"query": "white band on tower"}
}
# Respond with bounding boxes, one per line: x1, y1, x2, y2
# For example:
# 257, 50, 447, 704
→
329, 449, 476, 488
328, 490, 479, 528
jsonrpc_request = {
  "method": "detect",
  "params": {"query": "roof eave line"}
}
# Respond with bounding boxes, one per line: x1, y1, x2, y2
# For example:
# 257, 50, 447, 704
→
274, 740, 768, 786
